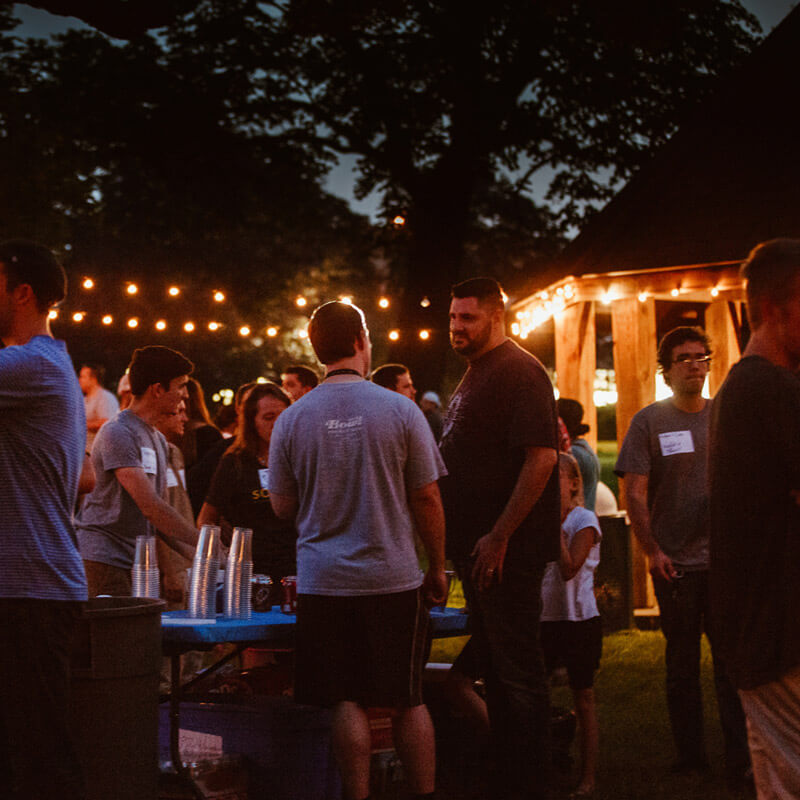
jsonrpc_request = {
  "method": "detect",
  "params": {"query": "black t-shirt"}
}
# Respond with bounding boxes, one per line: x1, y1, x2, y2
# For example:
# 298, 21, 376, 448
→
709, 356, 800, 689
206, 449, 297, 580
438, 339, 560, 565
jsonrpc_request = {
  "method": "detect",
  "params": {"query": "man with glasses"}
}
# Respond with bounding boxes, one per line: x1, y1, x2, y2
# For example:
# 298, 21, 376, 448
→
616, 326, 750, 784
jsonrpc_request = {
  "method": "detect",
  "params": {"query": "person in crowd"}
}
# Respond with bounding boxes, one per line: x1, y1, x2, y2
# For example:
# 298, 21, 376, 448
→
419, 390, 444, 442
268, 300, 446, 800
280, 364, 319, 402
117, 372, 132, 410
187, 380, 256, 515
709, 238, 800, 798
178, 376, 223, 470
76, 345, 200, 596
541, 453, 603, 799
0, 239, 88, 799
557, 398, 601, 512
79, 362, 119, 450
197, 382, 297, 582
213, 403, 238, 437
371, 362, 417, 400
439, 277, 560, 800
615, 326, 749, 782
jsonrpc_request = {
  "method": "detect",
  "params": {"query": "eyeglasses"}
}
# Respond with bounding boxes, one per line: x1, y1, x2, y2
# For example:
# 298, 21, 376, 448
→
672, 354, 712, 366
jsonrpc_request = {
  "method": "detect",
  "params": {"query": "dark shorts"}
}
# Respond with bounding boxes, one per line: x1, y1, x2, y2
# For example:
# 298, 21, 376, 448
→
541, 617, 602, 690
294, 588, 430, 709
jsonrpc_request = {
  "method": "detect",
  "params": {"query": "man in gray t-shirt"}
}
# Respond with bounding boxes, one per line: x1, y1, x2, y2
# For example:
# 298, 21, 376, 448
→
77, 346, 199, 597
615, 326, 749, 781
269, 301, 446, 800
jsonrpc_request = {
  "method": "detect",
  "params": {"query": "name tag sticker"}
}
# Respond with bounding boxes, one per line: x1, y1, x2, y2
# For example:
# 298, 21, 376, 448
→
659, 430, 694, 456
166, 468, 179, 488
258, 468, 270, 491
141, 447, 157, 474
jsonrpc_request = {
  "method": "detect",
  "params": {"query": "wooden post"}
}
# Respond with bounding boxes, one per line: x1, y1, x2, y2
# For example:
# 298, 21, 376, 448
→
706, 300, 742, 396
611, 296, 657, 609
554, 301, 597, 450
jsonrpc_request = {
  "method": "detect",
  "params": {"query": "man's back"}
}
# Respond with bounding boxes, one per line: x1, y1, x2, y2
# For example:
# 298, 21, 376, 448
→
0, 336, 86, 600
269, 380, 444, 595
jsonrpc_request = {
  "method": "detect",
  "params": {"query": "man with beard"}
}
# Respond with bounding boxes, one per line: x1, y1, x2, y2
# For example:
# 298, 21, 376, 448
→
438, 277, 560, 800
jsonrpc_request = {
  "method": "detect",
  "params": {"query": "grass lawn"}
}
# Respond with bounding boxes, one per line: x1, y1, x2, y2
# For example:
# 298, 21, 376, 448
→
429, 628, 752, 800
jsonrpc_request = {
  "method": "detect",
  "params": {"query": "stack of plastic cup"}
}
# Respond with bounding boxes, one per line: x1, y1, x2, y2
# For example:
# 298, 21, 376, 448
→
224, 527, 253, 619
132, 535, 160, 598
189, 524, 221, 619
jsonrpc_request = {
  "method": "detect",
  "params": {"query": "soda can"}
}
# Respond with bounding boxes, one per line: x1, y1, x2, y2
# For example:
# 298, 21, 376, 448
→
281, 576, 297, 614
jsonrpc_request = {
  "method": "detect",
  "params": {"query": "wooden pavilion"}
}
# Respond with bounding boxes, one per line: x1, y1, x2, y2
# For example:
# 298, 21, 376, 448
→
510, 7, 800, 607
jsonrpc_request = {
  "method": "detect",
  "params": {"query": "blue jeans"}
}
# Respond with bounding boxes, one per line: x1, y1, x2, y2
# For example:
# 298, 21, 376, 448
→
455, 558, 550, 800
653, 570, 750, 772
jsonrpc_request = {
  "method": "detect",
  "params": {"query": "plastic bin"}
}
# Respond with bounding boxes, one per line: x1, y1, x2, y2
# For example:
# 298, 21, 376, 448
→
70, 596, 165, 800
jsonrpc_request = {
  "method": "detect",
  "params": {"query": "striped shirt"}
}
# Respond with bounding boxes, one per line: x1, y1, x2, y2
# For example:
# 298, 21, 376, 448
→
0, 336, 87, 600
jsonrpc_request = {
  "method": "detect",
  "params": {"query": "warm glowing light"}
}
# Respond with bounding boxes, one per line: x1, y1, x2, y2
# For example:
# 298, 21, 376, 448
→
213, 290, 225, 303
266, 326, 278, 337
515, 311, 523, 320
340, 295, 353, 305
511, 322, 521, 336
127, 317, 139, 329
501, 292, 509, 305
126, 283, 138, 295
102, 315, 113, 325
420, 297, 431, 308
256, 377, 268, 384
556, 287, 564, 297
419, 329, 430, 341
184, 322, 195, 333
710, 286, 720, 297
48, 310, 59, 320
212, 393, 221, 403
295, 296, 307, 308
564, 285, 575, 300
392, 215, 406, 227
239, 326, 251, 337
601, 290, 615, 306
671, 288, 680, 297
638, 292, 648, 303
168, 286, 180, 297
388, 329, 400, 341
82, 278, 94, 290
298, 329, 309, 339
208, 321, 220, 331
378, 297, 390, 309
155, 320, 167, 331
72, 312, 85, 323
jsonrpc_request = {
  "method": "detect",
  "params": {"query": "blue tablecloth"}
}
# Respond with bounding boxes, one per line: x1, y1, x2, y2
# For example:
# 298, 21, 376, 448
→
162, 605, 468, 646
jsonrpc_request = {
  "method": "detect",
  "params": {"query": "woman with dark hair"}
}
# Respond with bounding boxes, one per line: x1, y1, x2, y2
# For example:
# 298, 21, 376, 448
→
179, 377, 223, 469
197, 382, 296, 580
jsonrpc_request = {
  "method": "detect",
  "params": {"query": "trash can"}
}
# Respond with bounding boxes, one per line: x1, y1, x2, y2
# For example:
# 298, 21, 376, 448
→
70, 596, 165, 800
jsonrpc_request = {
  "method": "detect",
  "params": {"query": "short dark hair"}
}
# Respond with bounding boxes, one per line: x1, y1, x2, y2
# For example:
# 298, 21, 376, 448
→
0, 239, 66, 312
283, 364, 319, 389
741, 238, 800, 328
451, 277, 505, 312
81, 363, 106, 386
656, 326, 712, 375
371, 363, 409, 391
128, 346, 194, 397
308, 301, 367, 365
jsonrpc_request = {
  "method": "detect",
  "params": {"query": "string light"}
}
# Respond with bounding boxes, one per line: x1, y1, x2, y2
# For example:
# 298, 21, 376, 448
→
501, 292, 509, 305
392, 215, 406, 227
102, 315, 113, 325
388, 329, 400, 341
710, 287, 720, 297
155, 320, 167, 331
601, 290, 615, 306
266, 326, 278, 337
295, 296, 307, 308
340, 295, 353, 305
420, 297, 430, 308
72, 312, 85, 323
82, 278, 94, 290
48, 310, 58, 320
239, 326, 251, 337
184, 322, 195, 333
208, 321, 220, 331
126, 283, 138, 295
168, 286, 180, 297
213, 291, 225, 303
419, 329, 430, 341
638, 292, 648, 303
671, 288, 680, 297
298, 329, 309, 339
511, 322, 521, 336
127, 317, 139, 328
378, 297, 390, 309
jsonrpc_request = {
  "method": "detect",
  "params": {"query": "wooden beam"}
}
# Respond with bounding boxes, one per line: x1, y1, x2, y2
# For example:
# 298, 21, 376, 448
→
706, 299, 743, 396
611, 296, 657, 609
554, 301, 597, 449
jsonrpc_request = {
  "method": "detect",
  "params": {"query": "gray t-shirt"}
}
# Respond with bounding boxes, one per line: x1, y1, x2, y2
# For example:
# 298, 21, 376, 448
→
615, 399, 711, 569
77, 409, 169, 569
268, 380, 447, 596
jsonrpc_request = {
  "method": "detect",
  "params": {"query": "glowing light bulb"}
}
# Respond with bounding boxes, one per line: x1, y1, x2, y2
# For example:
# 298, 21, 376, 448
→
48, 310, 59, 320
671, 288, 680, 297
378, 297, 390, 309
208, 321, 220, 331
419, 329, 430, 341
155, 320, 167, 331
184, 322, 195, 333
213, 290, 225, 302
638, 292, 648, 303
127, 317, 139, 328
126, 283, 138, 295
420, 297, 430, 308
388, 329, 400, 341
102, 315, 113, 325
392, 215, 406, 227
511, 322, 521, 336
239, 326, 251, 337
298, 329, 308, 339
168, 286, 180, 297
295, 296, 307, 308
710, 287, 720, 298
266, 326, 278, 337
82, 278, 94, 290
340, 296, 353, 305
72, 312, 85, 323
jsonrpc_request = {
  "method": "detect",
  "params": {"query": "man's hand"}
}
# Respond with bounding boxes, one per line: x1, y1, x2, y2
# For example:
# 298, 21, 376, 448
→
422, 568, 448, 608
648, 547, 678, 583
471, 532, 509, 591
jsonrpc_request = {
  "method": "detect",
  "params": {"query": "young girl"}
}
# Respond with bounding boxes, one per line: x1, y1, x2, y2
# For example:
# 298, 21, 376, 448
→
541, 452, 603, 798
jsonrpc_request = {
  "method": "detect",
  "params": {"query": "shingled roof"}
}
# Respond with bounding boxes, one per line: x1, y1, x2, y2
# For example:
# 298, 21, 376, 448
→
539, 6, 800, 284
